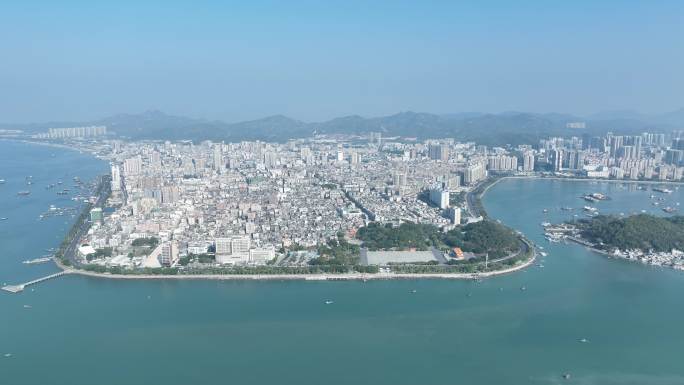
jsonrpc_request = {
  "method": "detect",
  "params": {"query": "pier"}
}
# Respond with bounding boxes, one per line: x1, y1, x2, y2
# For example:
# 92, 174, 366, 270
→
1, 270, 72, 293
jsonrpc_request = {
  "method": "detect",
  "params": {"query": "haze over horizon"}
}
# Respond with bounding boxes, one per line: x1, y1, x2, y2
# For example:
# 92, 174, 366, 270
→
1, 0, 682, 123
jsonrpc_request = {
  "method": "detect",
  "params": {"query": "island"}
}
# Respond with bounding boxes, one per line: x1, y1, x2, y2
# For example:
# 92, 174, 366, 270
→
550, 214, 684, 269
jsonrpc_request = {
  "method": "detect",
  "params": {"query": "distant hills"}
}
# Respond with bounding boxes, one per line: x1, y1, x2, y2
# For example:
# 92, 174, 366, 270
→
3, 109, 683, 146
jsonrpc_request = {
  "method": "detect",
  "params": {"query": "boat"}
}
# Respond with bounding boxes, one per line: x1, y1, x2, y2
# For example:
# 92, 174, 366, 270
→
542, 209, 548, 213
583, 206, 598, 212
662, 207, 677, 213
0, 217, 7, 221
0, 179, 5, 184
541, 222, 551, 227
540, 252, 548, 257
589, 192, 608, 200
23, 305, 32, 309
22, 257, 52, 264
653, 187, 673, 194
17, 190, 30, 196
410, 289, 417, 294
560, 207, 574, 211
324, 300, 334, 305
3, 353, 11, 358
579, 338, 588, 343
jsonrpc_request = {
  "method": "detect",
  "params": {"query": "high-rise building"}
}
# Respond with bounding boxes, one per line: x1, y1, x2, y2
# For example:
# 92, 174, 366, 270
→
429, 188, 449, 210
123, 156, 143, 176
609, 136, 624, 158
448, 207, 461, 225
463, 162, 486, 184
522, 152, 535, 171
161, 186, 180, 204
429, 144, 449, 162
159, 241, 179, 266
665, 149, 684, 165
213, 144, 223, 172
110, 164, 121, 191
550, 149, 563, 172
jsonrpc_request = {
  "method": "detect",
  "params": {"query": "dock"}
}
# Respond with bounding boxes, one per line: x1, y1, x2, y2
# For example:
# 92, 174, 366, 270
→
1, 270, 72, 293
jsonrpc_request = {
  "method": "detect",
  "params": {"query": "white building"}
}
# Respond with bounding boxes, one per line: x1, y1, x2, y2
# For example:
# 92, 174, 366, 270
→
429, 188, 449, 210
448, 207, 462, 225
215, 235, 251, 264
159, 241, 179, 266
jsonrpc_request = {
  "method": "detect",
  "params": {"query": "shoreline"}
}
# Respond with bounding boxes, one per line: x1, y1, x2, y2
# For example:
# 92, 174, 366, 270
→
500, 174, 684, 186
61, 254, 537, 281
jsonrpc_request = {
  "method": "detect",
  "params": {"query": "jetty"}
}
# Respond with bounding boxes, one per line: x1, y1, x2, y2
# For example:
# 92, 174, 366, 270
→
1, 270, 71, 293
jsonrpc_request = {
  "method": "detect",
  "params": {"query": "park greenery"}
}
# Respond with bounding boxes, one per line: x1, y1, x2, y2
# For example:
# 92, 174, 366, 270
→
131, 237, 159, 248
577, 214, 684, 252
356, 220, 521, 258
356, 222, 443, 251
310, 233, 361, 266
178, 253, 216, 266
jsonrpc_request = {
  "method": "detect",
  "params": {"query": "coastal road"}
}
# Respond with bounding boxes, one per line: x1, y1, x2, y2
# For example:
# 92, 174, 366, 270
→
61, 176, 109, 267
465, 188, 480, 218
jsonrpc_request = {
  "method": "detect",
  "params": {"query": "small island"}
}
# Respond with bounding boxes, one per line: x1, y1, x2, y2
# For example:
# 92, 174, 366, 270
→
552, 214, 684, 269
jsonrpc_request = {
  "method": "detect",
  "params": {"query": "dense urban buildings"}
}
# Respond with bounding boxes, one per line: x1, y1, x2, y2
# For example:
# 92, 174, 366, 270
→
55, 127, 684, 269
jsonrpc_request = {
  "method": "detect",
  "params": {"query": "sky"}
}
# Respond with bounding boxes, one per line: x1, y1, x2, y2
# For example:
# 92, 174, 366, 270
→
0, 0, 683, 123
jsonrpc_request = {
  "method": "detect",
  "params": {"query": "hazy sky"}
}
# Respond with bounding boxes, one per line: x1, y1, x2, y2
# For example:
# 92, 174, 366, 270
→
1, 0, 683, 123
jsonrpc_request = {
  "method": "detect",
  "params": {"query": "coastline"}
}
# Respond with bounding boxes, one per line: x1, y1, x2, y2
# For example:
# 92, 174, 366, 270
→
500, 174, 684, 186
60, 254, 537, 281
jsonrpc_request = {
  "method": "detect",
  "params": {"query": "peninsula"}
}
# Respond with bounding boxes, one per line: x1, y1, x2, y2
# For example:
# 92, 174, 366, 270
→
38, 137, 536, 281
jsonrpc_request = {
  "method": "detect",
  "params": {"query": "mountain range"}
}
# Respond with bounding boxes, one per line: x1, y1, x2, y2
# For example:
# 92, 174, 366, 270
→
4, 109, 684, 146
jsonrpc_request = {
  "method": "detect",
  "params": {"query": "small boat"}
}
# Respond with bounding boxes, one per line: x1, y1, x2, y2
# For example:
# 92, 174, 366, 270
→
541, 222, 551, 227
410, 289, 417, 294
22, 257, 52, 264
520, 286, 527, 291
324, 300, 334, 305
3, 353, 11, 358
0, 217, 7, 221
23, 305, 32, 309
17, 190, 31, 196
542, 209, 548, 213
579, 338, 588, 343
0, 179, 5, 184
562, 373, 571, 380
